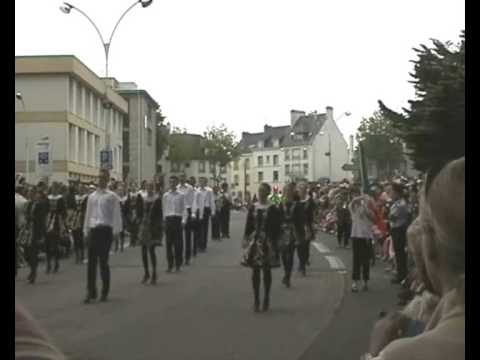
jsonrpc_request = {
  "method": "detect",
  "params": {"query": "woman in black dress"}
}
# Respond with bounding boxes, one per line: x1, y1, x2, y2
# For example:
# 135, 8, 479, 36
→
279, 182, 297, 288
46, 182, 67, 273
242, 183, 282, 312
138, 181, 163, 284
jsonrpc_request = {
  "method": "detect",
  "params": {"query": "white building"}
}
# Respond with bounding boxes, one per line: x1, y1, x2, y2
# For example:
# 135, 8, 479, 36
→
228, 107, 350, 200
115, 82, 160, 184
15, 55, 128, 184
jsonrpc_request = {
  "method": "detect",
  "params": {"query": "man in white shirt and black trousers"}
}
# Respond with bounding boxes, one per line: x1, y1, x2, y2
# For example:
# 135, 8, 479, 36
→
83, 169, 122, 304
177, 173, 195, 265
192, 177, 216, 253
163, 175, 187, 272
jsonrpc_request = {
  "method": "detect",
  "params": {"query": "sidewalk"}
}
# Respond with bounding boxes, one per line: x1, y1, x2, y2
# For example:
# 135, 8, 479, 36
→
300, 231, 402, 360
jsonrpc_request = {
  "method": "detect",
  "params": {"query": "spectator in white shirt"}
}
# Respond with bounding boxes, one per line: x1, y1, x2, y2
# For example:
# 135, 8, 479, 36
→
192, 177, 216, 252
83, 169, 122, 304
349, 189, 375, 292
163, 176, 186, 272
177, 173, 195, 265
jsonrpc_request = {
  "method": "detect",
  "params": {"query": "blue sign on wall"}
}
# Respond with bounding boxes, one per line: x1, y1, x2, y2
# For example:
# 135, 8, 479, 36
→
100, 150, 113, 170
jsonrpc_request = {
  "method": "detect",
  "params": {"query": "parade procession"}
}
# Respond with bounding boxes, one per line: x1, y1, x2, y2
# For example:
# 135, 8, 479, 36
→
15, 1, 464, 359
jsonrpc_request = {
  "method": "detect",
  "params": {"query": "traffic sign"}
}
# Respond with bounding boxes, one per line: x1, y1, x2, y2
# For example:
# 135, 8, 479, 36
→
342, 163, 358, 171
100, 149, 113, 170
35, 138, 52, 178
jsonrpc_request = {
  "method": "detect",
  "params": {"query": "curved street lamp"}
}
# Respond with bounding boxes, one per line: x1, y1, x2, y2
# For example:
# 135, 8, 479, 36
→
59, 0, 153, 77
320, 111, 351, 180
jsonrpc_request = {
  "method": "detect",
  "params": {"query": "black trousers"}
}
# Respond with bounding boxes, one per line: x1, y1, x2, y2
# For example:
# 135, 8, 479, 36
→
337, 222, 351, 247
296, 241, 308, 272
45, 231, 60, 272
352, 237, 371, 281
72, 228, 85, 263
87, 226, 113, 298
211, 211, 221, 240
391, 226, 408, 281
199, 208, 211, 251
114, 230, 125, 252
184, 209, 195, 262
166, 217, 183, 270
281, 242, 295, 280
252, 267, 272, 305
220, 207, 230, 237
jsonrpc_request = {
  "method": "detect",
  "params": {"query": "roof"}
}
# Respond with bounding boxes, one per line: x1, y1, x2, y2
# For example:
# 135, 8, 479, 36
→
15, 55, 128, 114
116, 89, 159, 109
238, 113, 327, 151
167, 133, 207, 161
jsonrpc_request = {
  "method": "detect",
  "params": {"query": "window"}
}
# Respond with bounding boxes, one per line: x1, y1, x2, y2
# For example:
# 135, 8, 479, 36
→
185, 162, 190, 168
199, 161, 206, 173
147, 128, 152, 146
209, 161, 215, 174
245, 174, 250, 186
257, 156, 263, 167
303, 149, 308, 159
303, 164, 308, 175
245, 158, 250, 169
285, 164, 290, 175
234, 174, 239, 185
273, 155, 279, 165
171, 162, 180, 172
293, 164, 301, 174
273, 171, 279, 181
258, 172, 263, 182
266, 155, 270, 164
285, 150, 290, 161
234, 160, 239, 171
292, 148, 301, 160
221, 166, 227, 174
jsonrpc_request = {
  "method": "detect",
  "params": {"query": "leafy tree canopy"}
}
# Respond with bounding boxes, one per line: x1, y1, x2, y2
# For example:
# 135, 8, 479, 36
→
379, 30, 465, 173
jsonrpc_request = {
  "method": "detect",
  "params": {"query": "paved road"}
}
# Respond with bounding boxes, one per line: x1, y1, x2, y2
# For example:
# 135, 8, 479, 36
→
15, 211, 398, 360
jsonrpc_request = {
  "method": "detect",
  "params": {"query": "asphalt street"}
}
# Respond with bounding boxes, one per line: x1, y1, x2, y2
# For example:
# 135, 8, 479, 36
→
15, 211, 399, 360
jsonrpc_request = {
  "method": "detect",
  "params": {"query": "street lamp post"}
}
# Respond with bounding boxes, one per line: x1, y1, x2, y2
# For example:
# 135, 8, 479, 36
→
59, 0, 153, 78
320, 111, 351, 182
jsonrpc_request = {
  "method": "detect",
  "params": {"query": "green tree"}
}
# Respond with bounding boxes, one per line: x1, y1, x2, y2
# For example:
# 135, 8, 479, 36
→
379, 30, 465, 173
203, 124, 240, 184
155, 111, 169, 162
355, 111, 404, 178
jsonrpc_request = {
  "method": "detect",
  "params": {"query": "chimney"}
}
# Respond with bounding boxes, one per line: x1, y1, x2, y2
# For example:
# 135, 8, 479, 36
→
264, 124, 270, 133
326, 106, 334, 123
290, 110, 306, 127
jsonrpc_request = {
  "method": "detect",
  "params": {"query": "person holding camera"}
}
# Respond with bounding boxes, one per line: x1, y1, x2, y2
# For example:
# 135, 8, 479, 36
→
349, 189, 375, 292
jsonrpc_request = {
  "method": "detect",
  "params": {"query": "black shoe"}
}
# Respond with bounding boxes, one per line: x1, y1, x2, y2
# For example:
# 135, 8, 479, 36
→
142, 273, 150, 284
53, 264, 59, 273
46, 266, 51, 274
285, 278, 291, 288
282, 276, 287, 286
185, 260, 190, 266
391, 277, 403, 284
83, 295, 97, 304
150, 273, 157, 285
262, 299, 270, 312
166, 268, 173, 273
100, 294, 108, 302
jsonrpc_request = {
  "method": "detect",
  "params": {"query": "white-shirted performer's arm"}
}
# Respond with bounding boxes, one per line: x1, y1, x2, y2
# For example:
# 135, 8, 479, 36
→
112, 194, 123, 236
83, 194, 92, 237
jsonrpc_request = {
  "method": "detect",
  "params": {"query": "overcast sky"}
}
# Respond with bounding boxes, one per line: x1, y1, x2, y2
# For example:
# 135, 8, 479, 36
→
15, 0, 464, 141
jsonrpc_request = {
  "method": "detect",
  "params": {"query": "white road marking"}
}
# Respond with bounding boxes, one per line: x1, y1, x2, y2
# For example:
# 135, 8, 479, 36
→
312, 241, 348, 273
312, 241, 331, 254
